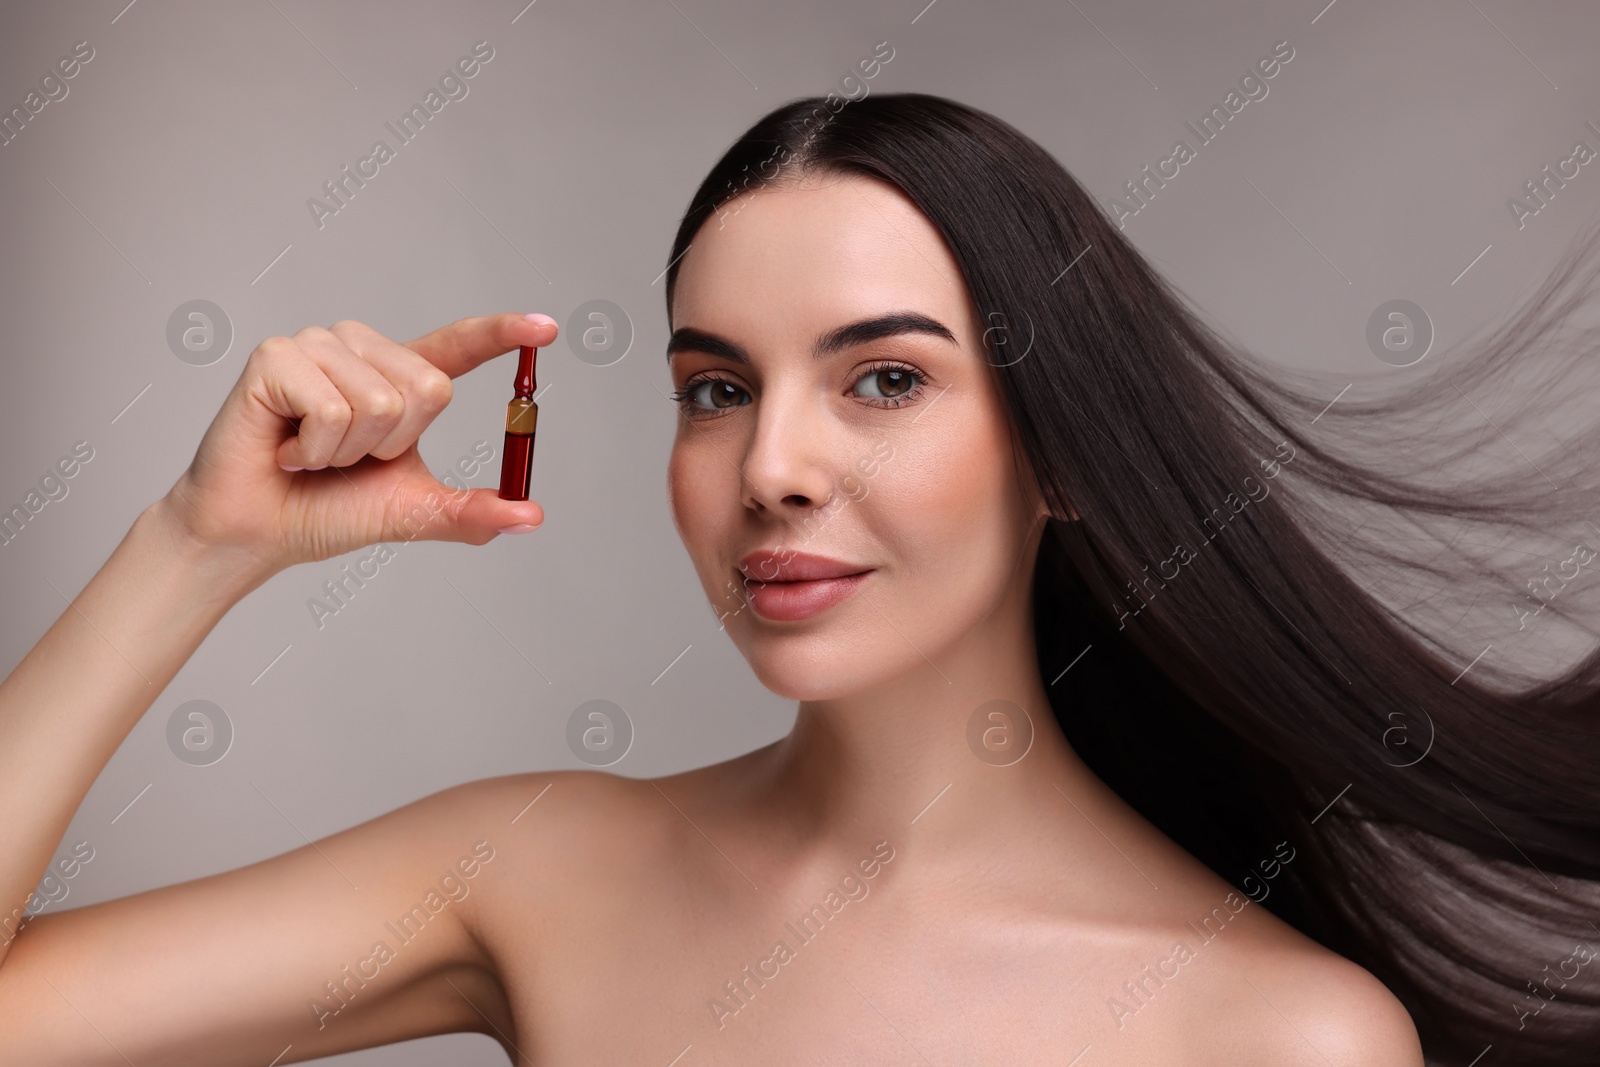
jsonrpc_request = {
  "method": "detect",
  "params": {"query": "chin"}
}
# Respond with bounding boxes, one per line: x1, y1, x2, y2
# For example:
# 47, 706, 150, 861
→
735, 629, 908, 701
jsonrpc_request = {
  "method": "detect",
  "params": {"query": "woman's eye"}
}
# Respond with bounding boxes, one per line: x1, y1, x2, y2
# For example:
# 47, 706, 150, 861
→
678, 379, 750, 411
670, 363, 929, 417
853, 366, 921, 401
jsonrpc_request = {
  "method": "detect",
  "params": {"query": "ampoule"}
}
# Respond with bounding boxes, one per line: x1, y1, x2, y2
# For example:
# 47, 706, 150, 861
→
498, 345, 538, 500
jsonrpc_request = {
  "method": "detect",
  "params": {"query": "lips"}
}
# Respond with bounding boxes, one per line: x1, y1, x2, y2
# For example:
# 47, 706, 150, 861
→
732, 551, 873, 622
736, 550, 871, 584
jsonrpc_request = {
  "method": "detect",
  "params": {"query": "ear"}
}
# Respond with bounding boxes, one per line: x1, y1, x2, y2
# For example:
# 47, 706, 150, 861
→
1043, 502, 1081, 524
1014, 446, 1077, 521
1037, 495, 1078, 522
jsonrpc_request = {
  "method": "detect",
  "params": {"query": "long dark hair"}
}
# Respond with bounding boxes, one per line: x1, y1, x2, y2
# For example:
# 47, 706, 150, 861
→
662, 92, 1600, 1062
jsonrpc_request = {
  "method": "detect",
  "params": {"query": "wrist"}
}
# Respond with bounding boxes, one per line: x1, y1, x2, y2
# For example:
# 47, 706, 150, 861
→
139, 495, 279, 602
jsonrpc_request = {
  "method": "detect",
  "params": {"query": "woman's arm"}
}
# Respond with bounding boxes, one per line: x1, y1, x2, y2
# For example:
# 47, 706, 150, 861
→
0, 496, 267, 964
0, 313, 554, 1063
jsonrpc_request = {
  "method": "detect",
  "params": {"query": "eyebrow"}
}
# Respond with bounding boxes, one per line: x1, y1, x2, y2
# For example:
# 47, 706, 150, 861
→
666, 311, 958, 364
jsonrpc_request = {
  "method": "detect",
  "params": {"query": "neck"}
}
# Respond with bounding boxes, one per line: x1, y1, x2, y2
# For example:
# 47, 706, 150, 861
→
749, 568, 1097, 865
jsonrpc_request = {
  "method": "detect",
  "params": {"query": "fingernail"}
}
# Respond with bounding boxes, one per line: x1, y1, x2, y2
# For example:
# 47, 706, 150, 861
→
498, 523, 539, 534
280, 463, 304, 472
522, 313, 557, 327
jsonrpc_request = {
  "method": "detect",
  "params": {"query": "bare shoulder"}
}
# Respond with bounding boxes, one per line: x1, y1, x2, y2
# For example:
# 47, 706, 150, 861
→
446, 761, 737, 898
455, 739, 769, 841
449, 767, 679, 863
1207, 932, 1425, 1067
440, 759, 778, 1028
1087, 815, 1425, 1066
1096, 891, 1424, 1065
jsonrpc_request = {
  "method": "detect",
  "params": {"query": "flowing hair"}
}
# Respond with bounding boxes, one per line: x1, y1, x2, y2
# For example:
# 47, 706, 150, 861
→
662, 91, 1600, 1062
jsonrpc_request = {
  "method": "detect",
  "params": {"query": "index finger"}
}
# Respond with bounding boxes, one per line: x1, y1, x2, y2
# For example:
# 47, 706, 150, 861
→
403, 312, 559, 379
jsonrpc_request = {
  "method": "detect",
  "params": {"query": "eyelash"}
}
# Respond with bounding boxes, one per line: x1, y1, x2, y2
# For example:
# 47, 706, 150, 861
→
668, 361, 932, 419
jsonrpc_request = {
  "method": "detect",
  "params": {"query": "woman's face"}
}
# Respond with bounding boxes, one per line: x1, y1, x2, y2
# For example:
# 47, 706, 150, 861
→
667, 171, 1050, 701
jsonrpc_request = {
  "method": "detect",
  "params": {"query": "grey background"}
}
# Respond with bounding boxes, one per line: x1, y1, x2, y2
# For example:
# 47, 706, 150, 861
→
2, 0, 1598, 1062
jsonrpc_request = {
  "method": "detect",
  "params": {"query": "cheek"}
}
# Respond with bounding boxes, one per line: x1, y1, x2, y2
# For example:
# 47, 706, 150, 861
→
881, 415, 1016, 557
876, 417, 1027, 624
666, 445, 701, 537
668, 441, 729, 567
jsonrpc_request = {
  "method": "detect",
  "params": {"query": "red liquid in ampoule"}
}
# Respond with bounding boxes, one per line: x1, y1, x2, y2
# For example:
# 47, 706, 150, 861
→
498, 345, 538, 501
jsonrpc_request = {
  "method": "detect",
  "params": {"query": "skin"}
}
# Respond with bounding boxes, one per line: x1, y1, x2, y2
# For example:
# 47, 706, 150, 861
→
0, 173, 1424, 1066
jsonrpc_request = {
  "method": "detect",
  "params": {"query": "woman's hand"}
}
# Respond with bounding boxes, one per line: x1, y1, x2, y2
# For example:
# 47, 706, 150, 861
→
162, 312, 555, 578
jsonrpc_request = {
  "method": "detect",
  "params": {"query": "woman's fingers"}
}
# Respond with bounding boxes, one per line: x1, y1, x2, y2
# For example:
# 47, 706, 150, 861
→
404, 312, 557, 379
169, 313, 555, 571
284, 325, 406, 468
328, 320, 456, 461
273, 313, 558, 469
264, 314, 539, 471
385, 485, 545, 547
246, 337, 356, 472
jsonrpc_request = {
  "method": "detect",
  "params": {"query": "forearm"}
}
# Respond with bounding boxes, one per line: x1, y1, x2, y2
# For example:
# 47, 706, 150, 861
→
0, 497, 272, 966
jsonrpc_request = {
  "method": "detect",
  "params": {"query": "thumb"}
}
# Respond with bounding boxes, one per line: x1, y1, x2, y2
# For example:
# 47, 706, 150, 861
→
386, 483, 544, 545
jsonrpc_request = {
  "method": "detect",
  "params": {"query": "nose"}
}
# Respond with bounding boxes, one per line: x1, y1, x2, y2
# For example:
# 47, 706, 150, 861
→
738, 382, 841, 518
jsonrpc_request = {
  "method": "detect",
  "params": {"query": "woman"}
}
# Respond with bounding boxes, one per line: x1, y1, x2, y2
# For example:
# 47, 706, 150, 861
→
1, 92, 1596, 1064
